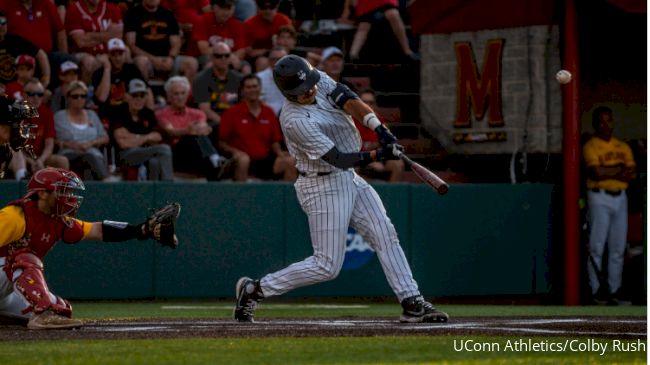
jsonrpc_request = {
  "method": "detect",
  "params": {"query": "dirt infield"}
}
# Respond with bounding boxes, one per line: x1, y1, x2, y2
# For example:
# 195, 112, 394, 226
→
0, 316, 645, 341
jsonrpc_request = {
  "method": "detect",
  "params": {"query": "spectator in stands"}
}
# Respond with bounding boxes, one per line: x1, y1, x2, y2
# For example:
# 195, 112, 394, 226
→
5, 55, 37, 102
50, 60, 89, 113
65, 0, 123, 84
273, 25, 319, 66
109, 79, 173, 181
244, 0, 292, 72
342, 0, 418, 62
219, 74, 295, 181
2, 0, 68, 57
256, 46, 286, 116
54, 80, 114, 181
22, 78, 70, 172
192, 0, 248, 73
124, 0, 198, 82
156, 76, 226, 181
354, 88, 403, 182
234, 0, 256, 21
0, 11, 51, 93
583, 106, 636, 305
319, 46, 357, 92
192, 41, 242, 126
92, 38, 152, 119
160, 0, 210, 37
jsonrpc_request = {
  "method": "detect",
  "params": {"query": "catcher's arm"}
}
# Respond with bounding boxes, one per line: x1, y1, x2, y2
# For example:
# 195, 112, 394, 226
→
86, 202, 181, 248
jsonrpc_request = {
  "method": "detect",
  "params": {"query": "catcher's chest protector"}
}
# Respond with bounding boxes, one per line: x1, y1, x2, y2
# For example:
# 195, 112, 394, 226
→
0, 200, 81, 260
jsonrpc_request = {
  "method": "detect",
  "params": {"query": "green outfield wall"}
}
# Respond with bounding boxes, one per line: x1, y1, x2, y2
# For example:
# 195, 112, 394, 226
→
0, 181, 554, 299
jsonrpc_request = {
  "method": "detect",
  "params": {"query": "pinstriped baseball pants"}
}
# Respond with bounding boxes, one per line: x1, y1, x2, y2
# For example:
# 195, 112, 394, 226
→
260, 170, 421, 301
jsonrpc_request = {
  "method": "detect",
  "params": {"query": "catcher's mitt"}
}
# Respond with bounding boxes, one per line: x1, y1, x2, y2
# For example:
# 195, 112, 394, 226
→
144, 202, 181, 248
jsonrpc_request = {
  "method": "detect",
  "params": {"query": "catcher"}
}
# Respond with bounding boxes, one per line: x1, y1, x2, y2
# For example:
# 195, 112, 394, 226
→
0, 167, 180, 329
0, 95, 39, 178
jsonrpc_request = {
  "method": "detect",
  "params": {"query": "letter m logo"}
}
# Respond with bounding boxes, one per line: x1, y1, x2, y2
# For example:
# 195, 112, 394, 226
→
454, 39, 505, 128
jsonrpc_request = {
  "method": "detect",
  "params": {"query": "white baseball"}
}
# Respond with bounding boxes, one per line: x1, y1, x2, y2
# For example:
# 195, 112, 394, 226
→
556, 70, 572, 84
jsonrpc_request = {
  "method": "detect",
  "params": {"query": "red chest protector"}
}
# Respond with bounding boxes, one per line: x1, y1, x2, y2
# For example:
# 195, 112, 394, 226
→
0, 199, 85, 260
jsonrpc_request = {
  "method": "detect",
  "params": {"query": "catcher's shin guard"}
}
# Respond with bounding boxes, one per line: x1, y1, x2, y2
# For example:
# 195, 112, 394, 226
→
12, 252, 72, 317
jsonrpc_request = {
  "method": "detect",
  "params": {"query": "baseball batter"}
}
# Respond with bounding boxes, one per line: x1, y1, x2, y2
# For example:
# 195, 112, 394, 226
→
234, 55, 448, 323
583, 106, 636, 303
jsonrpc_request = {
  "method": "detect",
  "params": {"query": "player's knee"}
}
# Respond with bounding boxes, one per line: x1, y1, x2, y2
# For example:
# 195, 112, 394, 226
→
314, 258, 342, 281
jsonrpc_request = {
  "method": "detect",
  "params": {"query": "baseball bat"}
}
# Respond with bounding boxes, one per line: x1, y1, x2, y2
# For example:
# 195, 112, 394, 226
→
395, 150, 449, 195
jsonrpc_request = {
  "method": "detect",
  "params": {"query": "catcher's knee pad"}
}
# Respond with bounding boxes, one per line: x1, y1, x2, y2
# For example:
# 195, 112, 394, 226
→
12, 253, 60, 315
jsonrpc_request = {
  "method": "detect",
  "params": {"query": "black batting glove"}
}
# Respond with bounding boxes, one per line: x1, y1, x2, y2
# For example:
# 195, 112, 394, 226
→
375, 144, 403, 161
375, 124, 397, 145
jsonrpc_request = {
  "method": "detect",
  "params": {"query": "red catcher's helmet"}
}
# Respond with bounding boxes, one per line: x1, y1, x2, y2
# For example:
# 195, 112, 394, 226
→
26, 168, 85, 219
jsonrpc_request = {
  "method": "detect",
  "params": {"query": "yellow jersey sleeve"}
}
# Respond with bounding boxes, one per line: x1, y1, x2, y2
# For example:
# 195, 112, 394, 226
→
78, 219, 93, 239
0, 206, 26, 248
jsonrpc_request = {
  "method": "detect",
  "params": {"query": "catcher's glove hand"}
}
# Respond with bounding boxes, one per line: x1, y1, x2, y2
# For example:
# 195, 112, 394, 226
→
144, 202, 181, 248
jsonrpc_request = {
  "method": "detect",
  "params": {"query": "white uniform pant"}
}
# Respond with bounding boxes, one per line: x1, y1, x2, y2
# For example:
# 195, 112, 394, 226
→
260, 170, 421, 302
0, 257, 48, 320
586, 190, 628, 295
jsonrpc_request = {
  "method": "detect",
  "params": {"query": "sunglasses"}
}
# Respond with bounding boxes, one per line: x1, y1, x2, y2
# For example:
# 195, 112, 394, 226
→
68, 93, 87, 99
26, 91, 45, 97
130, 92, 147, 98
212, 53, 231, 59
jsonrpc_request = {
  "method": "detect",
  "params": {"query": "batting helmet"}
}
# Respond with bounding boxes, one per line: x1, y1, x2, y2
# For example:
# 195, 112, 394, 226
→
26, 168, 85, 219
0, 97, 39, 125
273, 55, 320, 100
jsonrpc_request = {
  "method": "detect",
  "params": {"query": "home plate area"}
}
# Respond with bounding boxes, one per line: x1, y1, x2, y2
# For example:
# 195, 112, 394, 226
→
0, 317, 645, 340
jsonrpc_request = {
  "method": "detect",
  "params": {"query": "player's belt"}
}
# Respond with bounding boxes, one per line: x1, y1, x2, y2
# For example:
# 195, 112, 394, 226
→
298, 171, 332, 177
590, 188, 623, 196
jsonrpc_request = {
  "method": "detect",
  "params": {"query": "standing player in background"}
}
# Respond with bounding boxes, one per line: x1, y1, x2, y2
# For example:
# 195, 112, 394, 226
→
583, 106, 636, 304
234, 55, 449, 323
0, 167, 180, 329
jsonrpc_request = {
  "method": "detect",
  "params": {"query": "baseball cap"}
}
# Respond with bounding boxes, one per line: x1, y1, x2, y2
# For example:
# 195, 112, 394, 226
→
16, 55, 36, 68
60, 60, 79, 74
128, 79, 147, 94
321, 47, 343, 61
107, 38, 126, 51
256, 0, 278, 9
211, 0, 236, 7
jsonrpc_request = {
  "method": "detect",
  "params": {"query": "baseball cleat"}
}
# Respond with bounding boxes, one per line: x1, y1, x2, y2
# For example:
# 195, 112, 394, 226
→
399, 295, 449, 323
234, 277, 264, 323
27, 310, 83, 330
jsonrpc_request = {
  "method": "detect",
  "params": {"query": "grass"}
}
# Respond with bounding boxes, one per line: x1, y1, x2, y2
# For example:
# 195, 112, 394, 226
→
0, 301, 646, 365
0, 337, 646, 365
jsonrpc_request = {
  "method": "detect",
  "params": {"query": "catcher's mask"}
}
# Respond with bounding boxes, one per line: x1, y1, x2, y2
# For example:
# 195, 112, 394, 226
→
273, 55, 320, 101
25, 168, 85, 222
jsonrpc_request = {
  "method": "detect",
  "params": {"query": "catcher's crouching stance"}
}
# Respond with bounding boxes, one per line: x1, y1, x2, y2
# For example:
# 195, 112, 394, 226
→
0, 168, 180, 329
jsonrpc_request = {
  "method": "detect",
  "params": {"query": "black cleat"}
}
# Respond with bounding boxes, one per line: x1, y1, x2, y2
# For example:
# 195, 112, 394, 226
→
234, 277, 264, 322
400, 295, 449, 323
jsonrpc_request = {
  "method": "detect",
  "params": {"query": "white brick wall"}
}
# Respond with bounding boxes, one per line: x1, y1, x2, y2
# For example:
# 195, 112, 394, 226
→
420, 25, 563, 154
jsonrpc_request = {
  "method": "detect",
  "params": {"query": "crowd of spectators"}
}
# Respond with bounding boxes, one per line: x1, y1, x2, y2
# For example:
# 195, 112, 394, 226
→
0, 0, 413, 183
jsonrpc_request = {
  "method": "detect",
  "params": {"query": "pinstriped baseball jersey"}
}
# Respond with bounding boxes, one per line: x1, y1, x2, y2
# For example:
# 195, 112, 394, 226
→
279, 70, 361, 175
259, 71, 422, 302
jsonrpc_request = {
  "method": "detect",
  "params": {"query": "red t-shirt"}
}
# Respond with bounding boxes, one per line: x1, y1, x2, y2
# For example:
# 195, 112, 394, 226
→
2, 0, 64, 53
244, 13, 292, 51
65, 0, 123, 55
191, 14, 247, 56
219, 102, 282, 160
160, 0, 208, 25
155, 106, 207, 147
354, 119, 379, 151
32, 105, 57, 157
5, 82, 24, 102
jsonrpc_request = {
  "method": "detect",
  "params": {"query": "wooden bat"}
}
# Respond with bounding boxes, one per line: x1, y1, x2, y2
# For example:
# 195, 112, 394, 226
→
394, 150, 449, 195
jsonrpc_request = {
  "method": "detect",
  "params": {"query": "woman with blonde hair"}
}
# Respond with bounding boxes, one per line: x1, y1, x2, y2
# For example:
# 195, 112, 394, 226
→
54, 81, 114, 181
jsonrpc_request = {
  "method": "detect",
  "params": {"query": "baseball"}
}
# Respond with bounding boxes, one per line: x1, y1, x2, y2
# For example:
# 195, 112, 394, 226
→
556, 70, 572, 84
